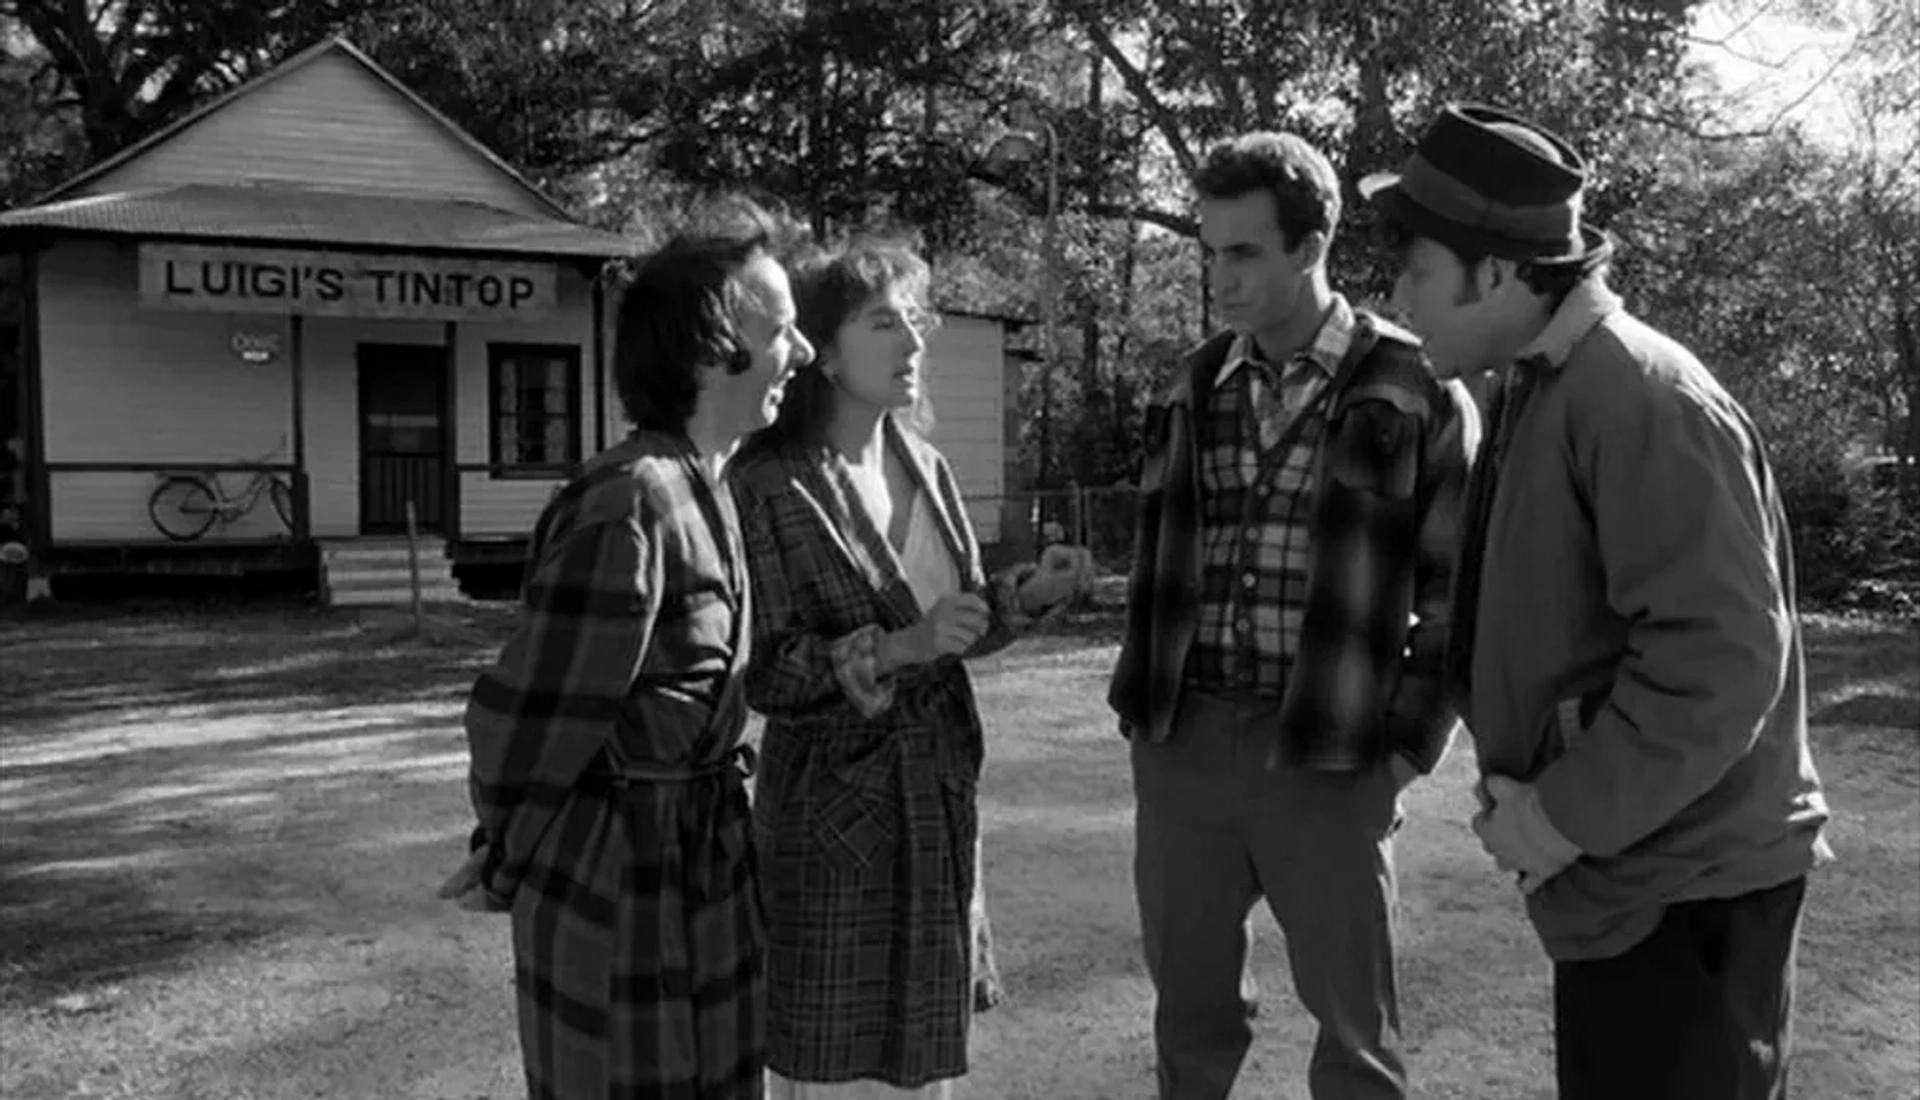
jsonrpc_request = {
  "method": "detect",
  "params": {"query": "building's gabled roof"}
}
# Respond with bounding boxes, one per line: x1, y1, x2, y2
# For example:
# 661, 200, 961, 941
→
33, 37, 575, 223
0, 183, 635, 260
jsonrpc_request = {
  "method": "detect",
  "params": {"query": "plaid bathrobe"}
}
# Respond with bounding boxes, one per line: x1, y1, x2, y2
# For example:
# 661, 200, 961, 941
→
462, 430, 764, 1100
727, 419, 1026, 1089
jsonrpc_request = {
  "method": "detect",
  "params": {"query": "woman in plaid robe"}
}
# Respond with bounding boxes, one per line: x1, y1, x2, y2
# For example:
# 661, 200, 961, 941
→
728, 241, 1091, 1098
440, 207, 816, 1100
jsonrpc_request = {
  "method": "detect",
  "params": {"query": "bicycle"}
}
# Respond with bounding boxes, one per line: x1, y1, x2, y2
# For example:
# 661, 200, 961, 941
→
148, 437, 296, 542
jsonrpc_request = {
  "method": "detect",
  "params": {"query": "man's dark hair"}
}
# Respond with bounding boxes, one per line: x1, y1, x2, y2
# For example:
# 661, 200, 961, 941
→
1381, 220, 1601, 311
1515, 257, 1601, 310
1193, 132, 1343, 251
612, 197, 792, 433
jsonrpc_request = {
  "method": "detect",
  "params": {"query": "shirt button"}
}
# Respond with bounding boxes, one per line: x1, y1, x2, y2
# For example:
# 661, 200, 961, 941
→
1234, 618, 1252, 635
1243, 526, 1259, 541
1256, 484, 1272, 498
1241, 572, 1257, 589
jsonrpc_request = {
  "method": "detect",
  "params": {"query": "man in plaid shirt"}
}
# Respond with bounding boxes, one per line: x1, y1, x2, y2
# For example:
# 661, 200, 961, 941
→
1111, 133, 1480, 1100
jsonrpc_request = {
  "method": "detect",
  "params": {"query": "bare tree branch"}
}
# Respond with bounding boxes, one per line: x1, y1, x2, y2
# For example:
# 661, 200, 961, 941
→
1683, 0, 1776, 49
1753, 30, 1874, 130
1059, 3, 1198, 180
1086, 199, 1194, 238
1621, 110, 1779, 141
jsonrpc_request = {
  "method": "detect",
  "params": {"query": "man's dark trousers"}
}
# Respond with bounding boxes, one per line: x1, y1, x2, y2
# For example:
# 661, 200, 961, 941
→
1555, 876, 1808, 1100
1131, 689, 1407, 1100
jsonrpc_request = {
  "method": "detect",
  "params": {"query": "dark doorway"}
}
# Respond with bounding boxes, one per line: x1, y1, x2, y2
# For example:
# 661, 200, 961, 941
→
356, 343, 446, 534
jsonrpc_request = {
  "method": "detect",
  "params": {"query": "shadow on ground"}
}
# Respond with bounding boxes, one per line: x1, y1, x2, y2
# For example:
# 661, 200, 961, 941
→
0, 718, 468, 1006
0, 603, 515, 728
0, 605, 508, 1013
0, 603, 1912, 1100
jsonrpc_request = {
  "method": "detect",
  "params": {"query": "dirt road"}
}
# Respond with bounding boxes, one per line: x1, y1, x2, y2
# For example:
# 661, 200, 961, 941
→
2, 607, 1913, 1099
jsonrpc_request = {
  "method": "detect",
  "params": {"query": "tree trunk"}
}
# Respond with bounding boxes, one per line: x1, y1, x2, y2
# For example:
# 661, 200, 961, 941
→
1345, 18, 1400, 210
1116, 213, 1138, 370
1198, 246, 1212, 341
805, 0, 829, 240
920, 0, 941, 258
1898, 306, 1920, 466
1078, 37, 1105, 448
922, 0, 939, 151
1078, 306, 1103, 483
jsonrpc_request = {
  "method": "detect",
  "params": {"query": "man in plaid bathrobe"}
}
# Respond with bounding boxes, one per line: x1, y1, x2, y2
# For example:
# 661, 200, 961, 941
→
439, 200, 816, 1100
1111, 134, 1479, 1099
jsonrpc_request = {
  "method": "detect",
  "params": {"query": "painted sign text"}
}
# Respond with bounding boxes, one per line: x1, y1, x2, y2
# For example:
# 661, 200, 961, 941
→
138, 244, 558, 322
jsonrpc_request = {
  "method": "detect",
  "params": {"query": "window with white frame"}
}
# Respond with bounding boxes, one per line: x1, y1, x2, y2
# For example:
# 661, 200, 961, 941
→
488, 343, 581, 478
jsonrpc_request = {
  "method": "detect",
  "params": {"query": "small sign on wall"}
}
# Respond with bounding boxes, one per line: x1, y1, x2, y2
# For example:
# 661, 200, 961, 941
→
231, 329, 281, 363
139, 243, 558, 323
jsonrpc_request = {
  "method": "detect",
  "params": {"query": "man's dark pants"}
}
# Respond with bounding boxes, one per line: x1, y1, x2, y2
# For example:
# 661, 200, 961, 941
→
1131, 690, 1406, 1100
1555, 875, 1808, 1100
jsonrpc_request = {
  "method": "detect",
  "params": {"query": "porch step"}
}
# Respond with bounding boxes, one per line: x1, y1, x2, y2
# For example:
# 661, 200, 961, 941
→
320, 537, 466, 607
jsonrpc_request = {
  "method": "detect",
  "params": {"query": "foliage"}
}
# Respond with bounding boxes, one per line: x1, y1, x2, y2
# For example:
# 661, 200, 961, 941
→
641, 0, 1045, 248
341, 0, 714, 197
0, 26, 85, 205
1, 0, 1910, 604
0, 0, 712, 203
2, 0, 367, 170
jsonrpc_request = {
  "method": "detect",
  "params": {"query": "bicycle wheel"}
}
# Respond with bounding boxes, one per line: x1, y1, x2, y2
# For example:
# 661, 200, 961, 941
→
269, 477, 295, 533
149, 477, 219, 541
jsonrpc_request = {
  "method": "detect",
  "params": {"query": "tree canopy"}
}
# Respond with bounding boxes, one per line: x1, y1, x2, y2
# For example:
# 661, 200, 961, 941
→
3, 0, 1913, 597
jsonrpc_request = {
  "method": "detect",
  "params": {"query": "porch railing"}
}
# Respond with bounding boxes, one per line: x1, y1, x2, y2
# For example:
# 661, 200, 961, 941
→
41, 460, 310, 544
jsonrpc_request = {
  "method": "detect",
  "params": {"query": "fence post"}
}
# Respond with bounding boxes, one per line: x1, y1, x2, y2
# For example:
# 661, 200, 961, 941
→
293, 469, 310, 543
1064, 481, 1083, 549
404, 499, 424, 636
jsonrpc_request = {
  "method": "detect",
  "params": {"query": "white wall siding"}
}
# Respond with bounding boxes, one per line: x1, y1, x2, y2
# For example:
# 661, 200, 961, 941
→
39, 241, 297, 542
455, 267, 597, 538
78, 51, 549, 217
459, 474, 560, 539
923, 317, 1005, 542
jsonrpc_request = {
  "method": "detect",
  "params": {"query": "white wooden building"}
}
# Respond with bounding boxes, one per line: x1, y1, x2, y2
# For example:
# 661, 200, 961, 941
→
0, 37, 1017, 604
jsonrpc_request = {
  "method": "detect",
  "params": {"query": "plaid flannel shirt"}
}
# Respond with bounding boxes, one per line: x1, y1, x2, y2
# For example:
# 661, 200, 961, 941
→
1111, 309, 1481, 773
1185, 299, 1354, 696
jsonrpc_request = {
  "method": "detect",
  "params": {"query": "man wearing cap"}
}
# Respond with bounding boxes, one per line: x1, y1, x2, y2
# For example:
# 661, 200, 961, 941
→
1363, 103, 1832, 1100
1110, 131, 1479, 1100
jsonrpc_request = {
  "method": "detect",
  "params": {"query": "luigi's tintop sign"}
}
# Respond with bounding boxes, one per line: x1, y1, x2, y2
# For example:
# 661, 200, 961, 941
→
138, 243, 558, 323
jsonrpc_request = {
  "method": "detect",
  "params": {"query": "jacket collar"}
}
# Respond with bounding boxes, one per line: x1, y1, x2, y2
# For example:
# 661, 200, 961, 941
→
1217, 294, 1356, 385
1515, 277, 1623, 372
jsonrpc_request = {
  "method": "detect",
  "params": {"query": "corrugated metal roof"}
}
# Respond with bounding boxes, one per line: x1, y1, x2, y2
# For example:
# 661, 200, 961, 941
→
0, 183, 637, 259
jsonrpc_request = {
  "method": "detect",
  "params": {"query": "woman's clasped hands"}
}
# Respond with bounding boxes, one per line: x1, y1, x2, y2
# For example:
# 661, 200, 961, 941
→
878, 592, 992, 670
